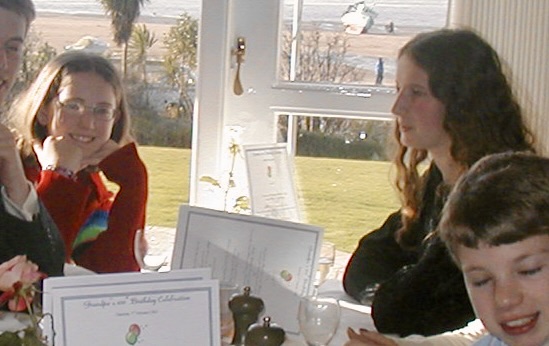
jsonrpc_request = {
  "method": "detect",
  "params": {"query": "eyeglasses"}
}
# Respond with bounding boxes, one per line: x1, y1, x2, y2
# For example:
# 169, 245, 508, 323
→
55, 99, 116, 121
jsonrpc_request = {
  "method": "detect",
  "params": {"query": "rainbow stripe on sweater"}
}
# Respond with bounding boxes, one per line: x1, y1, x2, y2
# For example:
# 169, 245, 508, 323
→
72, 209, 109, 249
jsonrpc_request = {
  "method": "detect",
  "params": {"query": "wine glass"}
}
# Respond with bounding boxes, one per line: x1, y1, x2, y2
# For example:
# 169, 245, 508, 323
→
134, 229, 168, 272
298, 295, 340, 346
315, 242, 336, 287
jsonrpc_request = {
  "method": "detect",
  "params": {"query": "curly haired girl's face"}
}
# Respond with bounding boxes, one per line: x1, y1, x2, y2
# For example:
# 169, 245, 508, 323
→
392, 54, 451, 156
457, 235, 549, 346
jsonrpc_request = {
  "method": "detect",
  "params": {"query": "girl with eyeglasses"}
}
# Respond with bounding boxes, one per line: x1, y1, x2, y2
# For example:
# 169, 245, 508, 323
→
9, 51, 148, 273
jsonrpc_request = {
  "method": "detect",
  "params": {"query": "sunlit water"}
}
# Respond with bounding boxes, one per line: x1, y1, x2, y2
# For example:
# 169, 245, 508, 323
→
32, 0, 449, 77
32, 0, 449, 29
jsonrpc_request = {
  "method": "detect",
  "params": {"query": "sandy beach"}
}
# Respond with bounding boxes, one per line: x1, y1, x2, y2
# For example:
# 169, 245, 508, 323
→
32, 13, 176, 59
32, 13, 412, 63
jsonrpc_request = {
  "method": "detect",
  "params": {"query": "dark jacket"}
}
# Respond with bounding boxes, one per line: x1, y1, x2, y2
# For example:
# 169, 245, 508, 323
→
0, 195, 65, 278
343, 166, 475, 336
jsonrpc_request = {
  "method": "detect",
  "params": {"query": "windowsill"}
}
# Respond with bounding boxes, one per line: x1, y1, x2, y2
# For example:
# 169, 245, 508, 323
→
271, 81, 396, 96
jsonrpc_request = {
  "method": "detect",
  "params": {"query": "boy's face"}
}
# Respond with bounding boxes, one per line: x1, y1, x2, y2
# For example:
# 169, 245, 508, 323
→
0, 7, 27, 104
457, 235, 549, 346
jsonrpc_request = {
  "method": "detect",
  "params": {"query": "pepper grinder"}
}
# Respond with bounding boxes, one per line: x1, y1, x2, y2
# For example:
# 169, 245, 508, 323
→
229, 286, 264, 346
245, 316, 286, 346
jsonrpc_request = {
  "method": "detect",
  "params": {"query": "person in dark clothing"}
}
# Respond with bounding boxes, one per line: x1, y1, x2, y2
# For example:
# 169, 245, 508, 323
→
343, 29, 536, 337
0, 0, 64, 277
375, 58, 384, 85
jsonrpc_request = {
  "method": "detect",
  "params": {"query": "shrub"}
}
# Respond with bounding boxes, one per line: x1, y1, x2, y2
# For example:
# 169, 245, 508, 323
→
296, 131, 388, 161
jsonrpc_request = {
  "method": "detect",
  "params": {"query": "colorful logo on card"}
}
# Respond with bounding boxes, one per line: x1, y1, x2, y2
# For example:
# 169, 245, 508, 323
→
280, 269, 293, 282
125, 323, 141, 345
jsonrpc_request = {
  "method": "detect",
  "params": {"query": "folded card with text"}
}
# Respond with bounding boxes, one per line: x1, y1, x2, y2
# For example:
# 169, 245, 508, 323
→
172, 205, 324, 334
42, 269, 219, 346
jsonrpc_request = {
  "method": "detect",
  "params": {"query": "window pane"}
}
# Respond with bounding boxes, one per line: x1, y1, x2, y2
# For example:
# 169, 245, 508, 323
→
277, 114, 399, 252
280, 0, 450, 87
278, 0, 449, 252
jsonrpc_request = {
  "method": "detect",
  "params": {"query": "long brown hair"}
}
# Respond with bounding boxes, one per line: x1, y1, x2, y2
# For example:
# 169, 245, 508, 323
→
394, 29, 535, 248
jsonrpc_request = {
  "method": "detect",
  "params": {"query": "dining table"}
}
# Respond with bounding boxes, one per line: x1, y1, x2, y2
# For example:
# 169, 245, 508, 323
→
0, 265, 371, 345
281, 279, 486, 346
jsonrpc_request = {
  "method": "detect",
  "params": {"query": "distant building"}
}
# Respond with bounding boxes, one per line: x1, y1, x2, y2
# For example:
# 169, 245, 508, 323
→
64, 36, 110, 56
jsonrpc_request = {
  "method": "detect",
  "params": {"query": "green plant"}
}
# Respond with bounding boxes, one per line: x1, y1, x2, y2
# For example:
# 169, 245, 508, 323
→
98, 0, 149, 77
163, 12, 198, 120
128, 24, 157, 84
199, 139, 250, 213
2, 30, 56, 112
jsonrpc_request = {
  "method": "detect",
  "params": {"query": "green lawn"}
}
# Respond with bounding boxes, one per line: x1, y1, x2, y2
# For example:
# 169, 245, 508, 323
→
138, 146, 400, 253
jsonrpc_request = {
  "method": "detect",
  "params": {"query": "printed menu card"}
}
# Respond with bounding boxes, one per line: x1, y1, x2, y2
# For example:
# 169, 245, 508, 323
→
243, 143, 301, 222
42, 269, 219, 346
171, 205, 324, 334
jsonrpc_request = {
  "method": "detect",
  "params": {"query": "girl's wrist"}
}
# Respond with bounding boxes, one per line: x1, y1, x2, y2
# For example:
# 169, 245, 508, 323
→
43, 164, 76, 180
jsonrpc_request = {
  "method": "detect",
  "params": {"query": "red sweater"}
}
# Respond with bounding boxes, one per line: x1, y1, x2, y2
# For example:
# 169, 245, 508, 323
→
26, 143, 148, 273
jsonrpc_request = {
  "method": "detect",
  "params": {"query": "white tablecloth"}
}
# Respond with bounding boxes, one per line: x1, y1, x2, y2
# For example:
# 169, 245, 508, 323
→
0, 275, 371, 345
284, 279, 374, 345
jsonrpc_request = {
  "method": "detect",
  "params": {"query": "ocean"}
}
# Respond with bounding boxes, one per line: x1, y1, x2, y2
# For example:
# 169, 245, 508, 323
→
32, 0, 449, 30
32, 0, 449, 74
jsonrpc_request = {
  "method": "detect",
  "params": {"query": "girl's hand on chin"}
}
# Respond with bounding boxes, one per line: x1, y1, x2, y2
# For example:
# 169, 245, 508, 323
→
33, 136, 83, 173
81, 139, 121, 167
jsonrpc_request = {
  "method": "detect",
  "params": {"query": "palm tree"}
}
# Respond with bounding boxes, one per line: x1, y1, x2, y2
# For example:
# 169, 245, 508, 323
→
129, 24, 157, 84
163, 12, 198, 120
98, 0, 148, 77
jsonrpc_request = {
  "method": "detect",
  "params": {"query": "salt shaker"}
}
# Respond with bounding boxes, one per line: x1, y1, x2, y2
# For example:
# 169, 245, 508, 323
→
229, 286, 264, 346
245, 316, 285, 346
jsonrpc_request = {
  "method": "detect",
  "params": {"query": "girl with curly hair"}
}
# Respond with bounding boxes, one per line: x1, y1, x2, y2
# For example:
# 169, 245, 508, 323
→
343, 28, 535, 336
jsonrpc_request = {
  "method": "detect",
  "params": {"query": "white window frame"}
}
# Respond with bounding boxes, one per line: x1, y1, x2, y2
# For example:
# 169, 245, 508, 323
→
190, 0, 549, 225
190, 0, 396, 211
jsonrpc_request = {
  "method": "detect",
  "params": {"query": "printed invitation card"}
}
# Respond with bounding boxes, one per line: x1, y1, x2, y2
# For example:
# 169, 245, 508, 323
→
172, 205, 323, 334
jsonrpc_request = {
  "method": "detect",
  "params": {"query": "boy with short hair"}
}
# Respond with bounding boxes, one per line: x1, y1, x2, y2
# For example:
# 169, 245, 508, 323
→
0, 0, 35, 103
439, 151, 549, 346
345, 151, 548, 345
0, 0, 64, 276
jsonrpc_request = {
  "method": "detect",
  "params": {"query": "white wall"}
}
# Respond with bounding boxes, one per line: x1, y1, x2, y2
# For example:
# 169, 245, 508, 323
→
449, 0, 549, 154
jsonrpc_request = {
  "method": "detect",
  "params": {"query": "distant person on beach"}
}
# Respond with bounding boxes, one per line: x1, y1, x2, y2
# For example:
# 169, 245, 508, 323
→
375, 57, 384, 84
386, 21, 394, 33
0, 0, 65, 277
343, 29, 536, 337
9, 51, 148, 273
